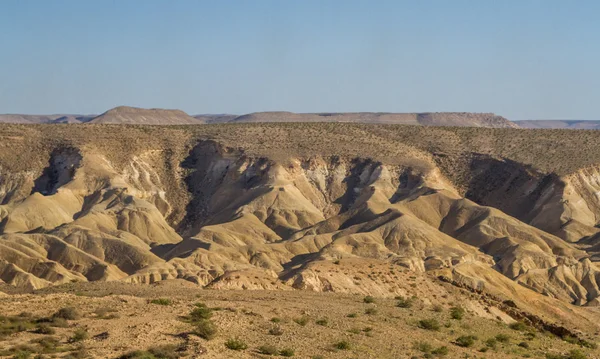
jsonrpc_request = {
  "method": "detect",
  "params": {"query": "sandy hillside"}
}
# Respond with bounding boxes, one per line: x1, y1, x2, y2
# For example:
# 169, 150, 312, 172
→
2, 123, 600, 357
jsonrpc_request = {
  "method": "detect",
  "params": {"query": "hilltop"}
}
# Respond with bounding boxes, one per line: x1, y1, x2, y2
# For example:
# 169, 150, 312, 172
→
88, 106, 200, 125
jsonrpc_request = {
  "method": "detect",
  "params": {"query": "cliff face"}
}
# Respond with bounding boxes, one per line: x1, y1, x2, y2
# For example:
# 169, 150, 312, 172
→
2, 123, 600, 310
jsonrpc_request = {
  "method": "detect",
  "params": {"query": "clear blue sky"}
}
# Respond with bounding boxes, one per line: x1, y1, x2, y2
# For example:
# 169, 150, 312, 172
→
1, 0, 599, 120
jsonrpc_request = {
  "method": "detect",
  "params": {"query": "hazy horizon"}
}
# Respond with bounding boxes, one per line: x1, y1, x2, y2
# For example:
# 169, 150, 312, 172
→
1, 1, 599, 121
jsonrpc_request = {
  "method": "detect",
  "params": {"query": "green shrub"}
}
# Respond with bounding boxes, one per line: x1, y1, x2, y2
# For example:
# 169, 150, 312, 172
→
33, 336, 60, 352
518, 341, 530, 349
293, 316, 309, 326
189, 306, 212, 321
280, 348, 295, 357
12, 351, 32, 359
148, 345, 183, 359
258, 345, 278, 355
346, 313, 358, 318
270, 317, 281, 323
509, 321, 529, 331
363, 296, 375, 304
431, 346, 449, 356
315, 318, 328, 326
69, 328, 89, 343
224, 338, 247, 351
35, 324, 55, 335
418, 319, 440, 331
396, 297, 413, 308
118, 345, 183, 359
334, 340, 351, 350
364, 307, 378, 315
432, 304, 443, 312
53, 307, 81, 320
566, 349, 587, 359
48, 317, 68, 328
449, 307, 464, 320
194, 319, 217, 340
495, 333, 510, 342
150, 298, 172, 306
94, 307, 119, 319
414, 341, 432, 352
454, 335, 477, 348
485, 338, 497, 348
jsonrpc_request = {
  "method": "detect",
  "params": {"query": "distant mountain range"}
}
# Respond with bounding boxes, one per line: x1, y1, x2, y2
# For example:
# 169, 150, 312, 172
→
515, 120, 600, 129
0, 106, 517, 128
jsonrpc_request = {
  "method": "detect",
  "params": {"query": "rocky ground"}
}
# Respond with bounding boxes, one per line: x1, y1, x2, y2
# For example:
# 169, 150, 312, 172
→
1, 279, 599, 359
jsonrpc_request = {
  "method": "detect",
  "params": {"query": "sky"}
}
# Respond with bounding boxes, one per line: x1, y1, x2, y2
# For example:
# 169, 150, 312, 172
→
1, 0, 599, 120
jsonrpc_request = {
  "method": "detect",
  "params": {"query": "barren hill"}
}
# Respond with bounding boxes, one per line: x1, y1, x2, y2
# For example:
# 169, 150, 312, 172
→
87, 106, 200, 125
3, 123, 600, 353
516, 120, 600, 129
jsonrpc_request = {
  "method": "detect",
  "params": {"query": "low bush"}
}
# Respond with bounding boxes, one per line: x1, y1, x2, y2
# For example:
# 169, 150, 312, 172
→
293, 316, 309, 326
418, 319, 440, 331
315, 318, 328, 326
449, 307, 464, 320
53, 307, 81, 320
150, 298, 172, 306
334, 340, 351, 350
363, 296, 375, 304
194, 319, 217, 340
454, 335, 477, 348
69, 328, 89, 343
258, 345, 278, 355
224, 338, 247, 351
280, 348, 295, 357
396, 297, 413, 308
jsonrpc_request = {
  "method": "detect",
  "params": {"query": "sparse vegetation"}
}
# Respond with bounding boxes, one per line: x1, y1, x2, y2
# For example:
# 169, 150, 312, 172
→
509, 321, 529, 331
118, 344, 184, 359
69, 328, 88, 343
334, 340, 351, 350
280, 348, 295, 357
258, 345, 278, 355
150, 298, 172, 306
363, 296, 375, 304
193, 319, 217, 340
396, 297, 413, 308
449, 306, 464, 320
454, 335, 477, 348
224, 337, 248, 351
293, 316, 309, 326
414, 341, 432, 352
315, 318, 328, 326
364, 307, 378, 315
495, 333, 510, 342
418, 319, 440, 331
53, 307, 81, 320
431, 346, 449, 356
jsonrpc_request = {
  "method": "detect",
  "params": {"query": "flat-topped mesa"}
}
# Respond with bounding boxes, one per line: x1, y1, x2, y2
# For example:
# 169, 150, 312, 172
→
87, 106, 200, 125
225, 111, 518, 128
